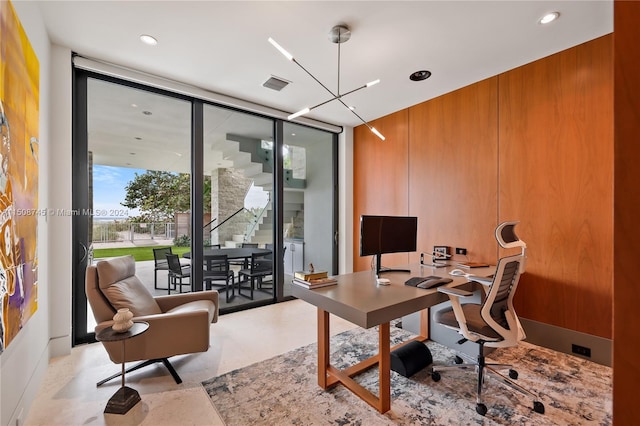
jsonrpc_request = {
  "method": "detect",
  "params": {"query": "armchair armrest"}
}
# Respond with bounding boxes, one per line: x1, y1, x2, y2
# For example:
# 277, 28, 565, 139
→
437, 287, 474, 297
96, 309, 213, 363
154, 290, 219, 322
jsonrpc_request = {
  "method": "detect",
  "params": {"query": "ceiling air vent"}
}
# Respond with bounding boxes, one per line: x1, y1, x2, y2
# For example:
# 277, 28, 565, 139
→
263, 76, 290, 91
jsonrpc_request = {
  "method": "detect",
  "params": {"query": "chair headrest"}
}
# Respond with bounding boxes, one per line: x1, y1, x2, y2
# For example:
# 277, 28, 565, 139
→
96, 255, 137, 289
95, 255, 161, 317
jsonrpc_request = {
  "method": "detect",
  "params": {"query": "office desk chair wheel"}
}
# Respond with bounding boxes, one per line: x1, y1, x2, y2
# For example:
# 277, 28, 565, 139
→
509, 369, 518, 379
454, 355, 464, 364
533, 401, 545, 414
476, 403, 488, 416
431, 371, 441, 382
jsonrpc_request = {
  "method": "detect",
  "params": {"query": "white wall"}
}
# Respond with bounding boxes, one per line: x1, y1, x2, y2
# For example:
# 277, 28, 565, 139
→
338, 128, 353, 274
0, 5, 352, 423
0, 3, 52, 425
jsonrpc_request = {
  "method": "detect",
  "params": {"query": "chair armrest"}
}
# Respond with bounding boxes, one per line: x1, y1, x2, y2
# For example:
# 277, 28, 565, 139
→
154, 290, 219, 323
467, 275, 493, 285
437, 287, 474, 297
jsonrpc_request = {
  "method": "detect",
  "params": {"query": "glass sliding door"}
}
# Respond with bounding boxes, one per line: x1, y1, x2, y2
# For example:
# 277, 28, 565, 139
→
75, 74, 192, 343
72, 65, 339, 344
203, 104, 275, 311
282, 123, 337, 297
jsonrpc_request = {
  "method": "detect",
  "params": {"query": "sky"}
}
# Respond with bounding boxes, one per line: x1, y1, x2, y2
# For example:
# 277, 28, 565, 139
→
92, 165, 270, 221
92, 165, 143, 220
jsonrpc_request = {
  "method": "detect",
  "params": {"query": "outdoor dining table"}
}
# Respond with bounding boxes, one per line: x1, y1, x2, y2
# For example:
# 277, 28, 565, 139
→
183, 247, 272, 270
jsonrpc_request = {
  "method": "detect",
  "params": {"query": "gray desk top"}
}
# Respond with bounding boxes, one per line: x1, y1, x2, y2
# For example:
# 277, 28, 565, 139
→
291, 263, 494, 328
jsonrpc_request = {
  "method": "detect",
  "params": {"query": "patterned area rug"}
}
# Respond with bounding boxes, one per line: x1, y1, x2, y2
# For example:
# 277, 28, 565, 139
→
202, 326, 611, 425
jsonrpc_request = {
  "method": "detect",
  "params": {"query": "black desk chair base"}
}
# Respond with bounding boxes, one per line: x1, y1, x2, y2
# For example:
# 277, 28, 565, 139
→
430, 341, 545, 416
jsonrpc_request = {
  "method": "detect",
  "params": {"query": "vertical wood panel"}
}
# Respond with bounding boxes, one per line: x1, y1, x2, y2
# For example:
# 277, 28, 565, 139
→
499, 35, 613, 338
408, 78, 499, 264
353, 110, 409, 272
613, 1, 640, 421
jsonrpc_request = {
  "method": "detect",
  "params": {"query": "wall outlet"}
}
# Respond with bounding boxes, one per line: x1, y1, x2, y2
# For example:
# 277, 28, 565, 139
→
455, 247, 467, 255
571, 344, 591, 358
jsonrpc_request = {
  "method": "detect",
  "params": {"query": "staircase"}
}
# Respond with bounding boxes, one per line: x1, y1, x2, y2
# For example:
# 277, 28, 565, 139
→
218, 134, 306, 246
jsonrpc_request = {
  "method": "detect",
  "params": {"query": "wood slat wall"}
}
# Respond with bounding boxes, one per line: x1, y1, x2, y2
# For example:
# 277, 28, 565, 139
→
613, 0, 640, 421
408, 78, 498, 265
353, 35, 613, 339
499, 35, 613, 338
353, 110, 409, 273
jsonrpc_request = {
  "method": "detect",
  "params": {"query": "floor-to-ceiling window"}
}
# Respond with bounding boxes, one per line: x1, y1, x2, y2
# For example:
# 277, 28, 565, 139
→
72, 65, 338, 345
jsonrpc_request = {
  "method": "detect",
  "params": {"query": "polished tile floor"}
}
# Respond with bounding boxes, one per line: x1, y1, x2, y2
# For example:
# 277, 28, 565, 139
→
25, 299, 357, 426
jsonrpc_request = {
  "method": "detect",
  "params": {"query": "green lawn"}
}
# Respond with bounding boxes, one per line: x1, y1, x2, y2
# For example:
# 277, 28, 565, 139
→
92, 246, 190, 261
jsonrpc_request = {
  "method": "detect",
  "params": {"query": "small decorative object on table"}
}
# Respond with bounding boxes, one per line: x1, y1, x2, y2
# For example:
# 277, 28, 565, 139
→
112, 308, 134, 333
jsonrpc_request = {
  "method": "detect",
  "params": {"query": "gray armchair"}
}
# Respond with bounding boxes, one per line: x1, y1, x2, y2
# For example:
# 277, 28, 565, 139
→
86, 255, 218, 385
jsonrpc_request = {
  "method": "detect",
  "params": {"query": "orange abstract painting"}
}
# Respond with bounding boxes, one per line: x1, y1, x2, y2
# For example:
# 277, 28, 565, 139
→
0, 0, 39, 352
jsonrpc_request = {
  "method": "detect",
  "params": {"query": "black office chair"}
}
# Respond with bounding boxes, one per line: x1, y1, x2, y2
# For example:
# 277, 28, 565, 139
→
430, 222, 544, 416
152, 247, 172, 290
238, 252, 272, 299
203, 255, 235, 302
166, 253, 191, 294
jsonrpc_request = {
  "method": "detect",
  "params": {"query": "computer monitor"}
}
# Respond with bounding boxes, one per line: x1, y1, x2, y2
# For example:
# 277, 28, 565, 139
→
359, 215, 417, 275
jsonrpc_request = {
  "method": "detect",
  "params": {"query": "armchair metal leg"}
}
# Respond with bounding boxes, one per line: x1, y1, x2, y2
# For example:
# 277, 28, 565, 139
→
96, 358, 182, 387
160, 358, 183, 384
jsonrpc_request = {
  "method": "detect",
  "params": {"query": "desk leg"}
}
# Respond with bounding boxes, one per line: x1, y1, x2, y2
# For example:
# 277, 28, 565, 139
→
318, 308, 330, 389
420, 309, 430, 340
378, 322, 391, 413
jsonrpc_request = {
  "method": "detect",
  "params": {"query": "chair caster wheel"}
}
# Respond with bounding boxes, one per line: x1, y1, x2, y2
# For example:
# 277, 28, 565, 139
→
533, 401, 545, 414
476, 403, 487, 416
454, 355, 464, 364
509, 369, 518, 379
431, 371, 441, 382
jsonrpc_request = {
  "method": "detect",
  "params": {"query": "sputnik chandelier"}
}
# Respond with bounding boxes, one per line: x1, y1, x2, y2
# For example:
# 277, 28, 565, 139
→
268, 24, 385, 140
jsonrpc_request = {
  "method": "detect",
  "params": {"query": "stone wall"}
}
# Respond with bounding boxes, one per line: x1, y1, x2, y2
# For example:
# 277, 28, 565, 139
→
210, 168, 252, 245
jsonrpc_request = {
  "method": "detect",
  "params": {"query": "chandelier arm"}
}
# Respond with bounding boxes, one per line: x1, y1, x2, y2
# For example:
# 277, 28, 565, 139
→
291, 59, 340, 100
337, 98, 385, 140
306, 82, 369, 113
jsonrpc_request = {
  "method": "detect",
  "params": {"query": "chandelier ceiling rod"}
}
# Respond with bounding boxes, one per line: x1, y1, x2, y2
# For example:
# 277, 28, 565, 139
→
268, 25, 385, 140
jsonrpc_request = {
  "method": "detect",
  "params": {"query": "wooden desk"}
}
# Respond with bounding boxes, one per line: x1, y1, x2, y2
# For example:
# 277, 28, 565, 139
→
291, 263, 492, 413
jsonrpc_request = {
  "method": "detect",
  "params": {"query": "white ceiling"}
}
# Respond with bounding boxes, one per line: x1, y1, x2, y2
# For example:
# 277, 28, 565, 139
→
38, 1, 613, 129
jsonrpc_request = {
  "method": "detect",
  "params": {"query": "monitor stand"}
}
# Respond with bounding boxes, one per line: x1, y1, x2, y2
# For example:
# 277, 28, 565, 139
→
375, 254, 411, 275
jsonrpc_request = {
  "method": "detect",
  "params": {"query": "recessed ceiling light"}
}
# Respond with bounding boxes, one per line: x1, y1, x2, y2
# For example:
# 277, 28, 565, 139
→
140, 34, 158, 45
410, 70, 432, 81
131, 103, 138, 108
539, 12, 560, 24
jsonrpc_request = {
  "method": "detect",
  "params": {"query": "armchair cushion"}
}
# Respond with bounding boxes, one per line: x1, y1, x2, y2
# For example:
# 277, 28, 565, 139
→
96, 255, 162, 316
